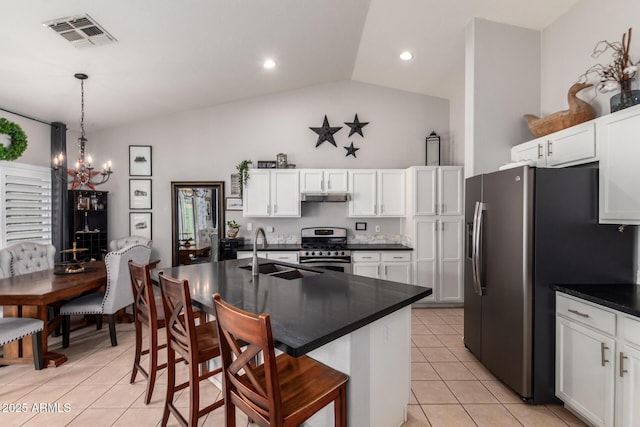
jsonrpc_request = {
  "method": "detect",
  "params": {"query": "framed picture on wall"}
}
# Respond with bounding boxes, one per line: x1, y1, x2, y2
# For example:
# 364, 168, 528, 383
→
129, 145, 152, 176
129, 212, 152, 240
225, 197, 243, 211
129, 179, 152, 209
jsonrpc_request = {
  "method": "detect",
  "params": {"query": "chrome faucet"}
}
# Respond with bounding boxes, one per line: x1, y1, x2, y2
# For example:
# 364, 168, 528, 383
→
252, 227, 268, 276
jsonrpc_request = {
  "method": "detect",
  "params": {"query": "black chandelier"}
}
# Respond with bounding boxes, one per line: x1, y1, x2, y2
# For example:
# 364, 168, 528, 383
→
52, 73, 113, 189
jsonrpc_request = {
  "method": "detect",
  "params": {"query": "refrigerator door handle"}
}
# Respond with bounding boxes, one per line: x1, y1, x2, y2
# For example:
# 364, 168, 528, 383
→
472, 201, 486, 296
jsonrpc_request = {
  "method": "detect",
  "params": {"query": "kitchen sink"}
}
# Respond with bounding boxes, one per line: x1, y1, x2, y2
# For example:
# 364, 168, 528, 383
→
239, 262, 322, 280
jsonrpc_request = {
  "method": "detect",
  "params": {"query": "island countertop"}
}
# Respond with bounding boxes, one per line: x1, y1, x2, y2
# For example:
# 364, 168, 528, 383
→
155, 258, 431, 357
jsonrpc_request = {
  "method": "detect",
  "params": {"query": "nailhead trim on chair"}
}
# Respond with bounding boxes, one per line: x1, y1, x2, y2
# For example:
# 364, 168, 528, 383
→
0, 317, 44, 346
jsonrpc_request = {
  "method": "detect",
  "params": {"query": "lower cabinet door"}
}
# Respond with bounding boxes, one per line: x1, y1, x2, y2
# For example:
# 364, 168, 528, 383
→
620, 344, 640, 427
352, 263, 380, 279
556, 317, 615, 427
382, 262, 411, 284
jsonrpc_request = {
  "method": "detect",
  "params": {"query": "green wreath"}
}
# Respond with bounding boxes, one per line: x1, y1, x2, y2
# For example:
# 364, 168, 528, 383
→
0, 118, 28, 161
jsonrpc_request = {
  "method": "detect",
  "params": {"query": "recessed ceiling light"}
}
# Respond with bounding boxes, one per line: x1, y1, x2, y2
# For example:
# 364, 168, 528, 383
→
400, 51, 413, 61
263, 59, 277, 69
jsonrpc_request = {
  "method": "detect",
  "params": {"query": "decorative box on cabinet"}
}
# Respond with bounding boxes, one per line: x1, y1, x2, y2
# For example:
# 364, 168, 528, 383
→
68, 190, 108, 260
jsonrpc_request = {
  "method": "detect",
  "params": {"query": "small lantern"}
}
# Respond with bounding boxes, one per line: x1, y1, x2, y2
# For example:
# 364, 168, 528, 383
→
426, 131, 440, 166
276, 153, 288, 168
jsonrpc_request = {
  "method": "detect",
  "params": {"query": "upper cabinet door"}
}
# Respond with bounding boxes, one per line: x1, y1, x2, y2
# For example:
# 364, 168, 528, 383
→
511, 138, 546, 167
324, 169, 348, 193
349, 170, 377, 217
598, 105, 640, 224
299, 169, 324, 193
243, 169, 271, 217
378, 170, 405, 216
546, 121, 596, 168
439, 167, 463, 216
413, 167, 437, 216
271, 170, 300, 217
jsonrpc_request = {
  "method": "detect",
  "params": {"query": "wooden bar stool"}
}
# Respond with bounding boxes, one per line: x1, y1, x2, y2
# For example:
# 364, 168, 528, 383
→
212, 293, 349, 427
128, 260, 166, 404
158, 272, 224, 427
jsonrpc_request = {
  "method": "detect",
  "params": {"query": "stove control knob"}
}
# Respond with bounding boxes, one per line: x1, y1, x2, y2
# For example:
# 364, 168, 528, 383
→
334, 251, 339, 256
318, 251, 323, 256
311, 252, 315, 256
341, 251, 345, 256
305, 251, 309, 256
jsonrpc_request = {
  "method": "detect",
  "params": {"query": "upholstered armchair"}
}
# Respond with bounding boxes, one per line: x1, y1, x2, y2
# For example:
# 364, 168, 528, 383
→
6, 242, 56, 275
0, 248, 11, 279
109, 236, 152, 252
61, 244, 151, 347
0, 317, 44, 370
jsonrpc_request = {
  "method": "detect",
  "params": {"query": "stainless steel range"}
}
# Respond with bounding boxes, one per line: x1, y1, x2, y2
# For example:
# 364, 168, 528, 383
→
298, 227, 352, 273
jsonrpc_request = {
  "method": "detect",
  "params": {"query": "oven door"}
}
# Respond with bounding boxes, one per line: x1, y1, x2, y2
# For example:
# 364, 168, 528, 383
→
298, 258, 352, 274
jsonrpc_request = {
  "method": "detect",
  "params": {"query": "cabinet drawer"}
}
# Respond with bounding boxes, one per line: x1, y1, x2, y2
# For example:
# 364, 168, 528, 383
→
266, 252, 298, 263
352, 252, 381, 262
556, 293, 616, 335
381, 252, 411, 262
623, 315, 640, 347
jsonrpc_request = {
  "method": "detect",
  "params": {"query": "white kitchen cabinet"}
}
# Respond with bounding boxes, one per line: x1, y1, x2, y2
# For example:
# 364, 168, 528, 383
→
243, 170, 300, 217
237, 251, 298, 264
555, 293, 640, 427
352, 251, 412, 283
407, 166, 463, 216
556, 314, 615, 427
597, 104, 640, 224
348, 170, 405, 217
412, 217, 463, 303
511, 121, 596, 168
300, 169, 348, 193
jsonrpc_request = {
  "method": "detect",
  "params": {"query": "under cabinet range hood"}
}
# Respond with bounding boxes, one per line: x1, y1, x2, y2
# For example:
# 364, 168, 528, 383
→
300, 193, 350, 202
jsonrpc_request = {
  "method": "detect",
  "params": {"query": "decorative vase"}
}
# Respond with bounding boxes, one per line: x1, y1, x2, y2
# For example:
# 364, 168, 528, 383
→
227, 228, 239, 238
610, 79, 640, 113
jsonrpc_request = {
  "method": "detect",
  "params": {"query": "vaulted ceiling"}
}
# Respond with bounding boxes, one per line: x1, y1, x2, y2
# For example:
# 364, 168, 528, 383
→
1, 0, 579, 132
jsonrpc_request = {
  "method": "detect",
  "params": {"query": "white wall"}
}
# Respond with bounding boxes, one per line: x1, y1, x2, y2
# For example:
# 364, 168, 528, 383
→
465, 18, 541, 176
541, 0, 640, 118
90, 80, 449, 264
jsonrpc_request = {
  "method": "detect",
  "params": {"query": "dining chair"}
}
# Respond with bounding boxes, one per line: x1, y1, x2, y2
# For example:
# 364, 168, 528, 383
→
6, 242, 56, 275
0, 248, 11, 279
0, 317, 44, 370
158, 271, 224, 426
212, 293, 349, 427
60, 244, 151, 348
128, 260, 166, 404
109, 235, 152, 251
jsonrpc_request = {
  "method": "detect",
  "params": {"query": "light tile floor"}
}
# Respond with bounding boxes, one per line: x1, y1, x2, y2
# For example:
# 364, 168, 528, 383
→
0, 308, 587, 426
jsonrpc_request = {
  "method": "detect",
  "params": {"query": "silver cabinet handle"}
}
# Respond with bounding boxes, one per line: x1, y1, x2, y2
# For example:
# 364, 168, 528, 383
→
537, 143, 543, 159
620, 352, 628, 377
434, 203, 437, 214
601, 343, 610, 367
273, 204, 277, 214
547, 140, 553, 156
568, 309, 590, 318
362, 256, 373, 259
392, 256, 403, 259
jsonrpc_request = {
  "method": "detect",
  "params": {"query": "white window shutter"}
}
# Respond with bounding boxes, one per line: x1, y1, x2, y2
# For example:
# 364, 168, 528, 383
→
0, 161, 52, 247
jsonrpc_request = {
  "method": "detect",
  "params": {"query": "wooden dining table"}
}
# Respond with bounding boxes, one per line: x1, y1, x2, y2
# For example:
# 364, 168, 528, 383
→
0, 260, 107, 367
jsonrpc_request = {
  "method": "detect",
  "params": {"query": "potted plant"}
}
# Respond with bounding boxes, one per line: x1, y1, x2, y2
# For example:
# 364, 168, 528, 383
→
236, 160, 251, 199
226, 220, 241, 238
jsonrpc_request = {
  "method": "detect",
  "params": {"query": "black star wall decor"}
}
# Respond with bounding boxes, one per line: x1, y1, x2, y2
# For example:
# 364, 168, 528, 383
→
344, 114, 369, 137
309, 115, 342, 147
344, 142, 360, 158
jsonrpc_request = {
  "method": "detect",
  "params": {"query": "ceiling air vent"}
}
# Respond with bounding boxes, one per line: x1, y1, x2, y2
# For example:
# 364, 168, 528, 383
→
43, 14, 117, 48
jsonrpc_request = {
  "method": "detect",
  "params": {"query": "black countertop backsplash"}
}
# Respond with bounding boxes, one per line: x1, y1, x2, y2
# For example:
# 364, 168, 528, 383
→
553, 283, 640, 318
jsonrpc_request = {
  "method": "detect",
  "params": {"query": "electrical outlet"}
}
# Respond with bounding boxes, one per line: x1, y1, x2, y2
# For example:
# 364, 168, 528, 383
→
267, 226, 274, 232
375, 225, 381, 232
246, 223, 252, 231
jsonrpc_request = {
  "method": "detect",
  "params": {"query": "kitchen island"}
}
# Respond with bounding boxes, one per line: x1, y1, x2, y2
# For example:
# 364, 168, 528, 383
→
156, 257, 431, 427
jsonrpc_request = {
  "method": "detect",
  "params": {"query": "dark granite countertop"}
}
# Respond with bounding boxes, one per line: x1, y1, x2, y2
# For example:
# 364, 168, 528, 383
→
156, 258, 431, 356
236, 243, 413, 251
553, 284, 640, 318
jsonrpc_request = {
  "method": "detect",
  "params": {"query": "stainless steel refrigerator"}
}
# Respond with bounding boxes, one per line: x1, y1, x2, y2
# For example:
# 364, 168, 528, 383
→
464, 166, 635, 403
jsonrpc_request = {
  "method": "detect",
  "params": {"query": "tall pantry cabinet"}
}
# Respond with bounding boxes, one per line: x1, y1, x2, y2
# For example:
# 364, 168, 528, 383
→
404, 166, 464, 304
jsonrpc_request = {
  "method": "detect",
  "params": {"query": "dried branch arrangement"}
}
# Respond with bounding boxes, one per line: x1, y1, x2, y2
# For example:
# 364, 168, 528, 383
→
578, 27, 638, 93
